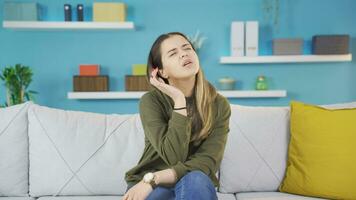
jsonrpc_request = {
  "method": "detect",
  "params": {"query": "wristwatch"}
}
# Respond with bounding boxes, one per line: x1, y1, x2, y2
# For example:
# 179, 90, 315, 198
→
143, 172, 157, 189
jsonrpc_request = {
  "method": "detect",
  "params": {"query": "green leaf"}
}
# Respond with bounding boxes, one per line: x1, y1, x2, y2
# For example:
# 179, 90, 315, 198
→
1, 64, 36, 106
28, 90, 38, 94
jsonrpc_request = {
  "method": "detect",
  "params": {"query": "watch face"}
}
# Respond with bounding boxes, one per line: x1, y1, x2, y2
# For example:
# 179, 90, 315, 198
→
144, 172, 154, 182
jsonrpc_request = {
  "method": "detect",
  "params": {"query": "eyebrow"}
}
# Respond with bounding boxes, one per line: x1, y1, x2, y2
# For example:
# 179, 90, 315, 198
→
166, 43, 191, 55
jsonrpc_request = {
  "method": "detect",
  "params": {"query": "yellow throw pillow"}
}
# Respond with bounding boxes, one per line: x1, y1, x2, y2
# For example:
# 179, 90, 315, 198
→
279, 101, 356, 200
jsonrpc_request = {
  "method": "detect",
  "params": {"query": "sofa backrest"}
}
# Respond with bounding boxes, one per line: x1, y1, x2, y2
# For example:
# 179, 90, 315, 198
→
2, 101, 356, 197
219, 101, 356, 193
27, 104, 145, 197
0, 102, 32, 197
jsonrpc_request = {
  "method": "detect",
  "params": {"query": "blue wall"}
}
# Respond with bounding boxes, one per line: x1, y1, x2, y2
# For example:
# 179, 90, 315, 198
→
1, 0, 355, 114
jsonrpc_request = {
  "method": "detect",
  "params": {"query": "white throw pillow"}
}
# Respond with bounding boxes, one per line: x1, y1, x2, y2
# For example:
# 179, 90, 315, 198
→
219, 101, 356, 193
0, 102, 32, 196
28, 104, 144, 197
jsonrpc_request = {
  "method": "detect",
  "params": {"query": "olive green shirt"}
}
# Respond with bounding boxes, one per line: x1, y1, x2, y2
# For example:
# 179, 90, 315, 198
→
124, 88, 231, 187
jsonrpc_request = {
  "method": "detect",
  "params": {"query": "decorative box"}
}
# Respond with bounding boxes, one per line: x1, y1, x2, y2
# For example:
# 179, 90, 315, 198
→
125, 75, 150, 91
273, 39, 303, 55
4, 2, 40, 21
73, 75, 109, 92
93, 2, 126, 22
79, 64, 100, 76
312, 35, 350, 55
218, 77, 236, 90
132, 64, 147, 76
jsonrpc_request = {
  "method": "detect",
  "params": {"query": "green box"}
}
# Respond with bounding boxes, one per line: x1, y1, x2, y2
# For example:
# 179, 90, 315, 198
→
132, 64, 147, 75
4, 2, 40, 21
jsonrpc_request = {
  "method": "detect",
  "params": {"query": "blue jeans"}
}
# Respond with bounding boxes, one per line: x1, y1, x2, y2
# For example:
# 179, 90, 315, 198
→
127, 171, 218, 200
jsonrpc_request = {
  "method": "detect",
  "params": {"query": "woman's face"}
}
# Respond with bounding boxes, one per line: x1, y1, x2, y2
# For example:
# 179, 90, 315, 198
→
159, 35, 200, 81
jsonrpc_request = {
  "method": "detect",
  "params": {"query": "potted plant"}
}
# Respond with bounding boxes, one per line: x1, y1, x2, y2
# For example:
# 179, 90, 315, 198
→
0, 64, 38, 107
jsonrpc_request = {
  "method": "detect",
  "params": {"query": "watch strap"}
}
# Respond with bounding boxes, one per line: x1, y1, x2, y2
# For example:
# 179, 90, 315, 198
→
149, 179, 157, 189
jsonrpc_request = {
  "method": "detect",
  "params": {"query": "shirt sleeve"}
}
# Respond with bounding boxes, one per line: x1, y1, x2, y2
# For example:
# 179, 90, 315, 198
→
139, 93, 192, 166
171, 97, 231, 181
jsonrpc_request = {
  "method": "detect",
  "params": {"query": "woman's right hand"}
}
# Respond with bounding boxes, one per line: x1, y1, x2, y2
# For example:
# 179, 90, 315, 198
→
149, 68, 185, 105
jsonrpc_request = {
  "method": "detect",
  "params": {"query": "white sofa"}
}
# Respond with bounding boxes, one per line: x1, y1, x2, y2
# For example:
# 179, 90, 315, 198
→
1, 101, 355, 200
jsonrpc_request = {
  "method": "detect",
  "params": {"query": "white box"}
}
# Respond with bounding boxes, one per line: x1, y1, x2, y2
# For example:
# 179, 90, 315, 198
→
231, 21, 245, 57
245, 21, 259, 56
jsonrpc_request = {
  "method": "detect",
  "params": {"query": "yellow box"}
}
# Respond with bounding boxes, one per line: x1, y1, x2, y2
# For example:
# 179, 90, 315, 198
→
132, 64, 147, 75
93, 2, 126, 22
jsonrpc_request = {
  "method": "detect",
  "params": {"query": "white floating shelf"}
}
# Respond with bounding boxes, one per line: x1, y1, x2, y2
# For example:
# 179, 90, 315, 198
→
220, 54, 352, 64
67, 90, 287, 100
3, 21, 134, 30
68, 91, 145, 99
219, 90, 286, 98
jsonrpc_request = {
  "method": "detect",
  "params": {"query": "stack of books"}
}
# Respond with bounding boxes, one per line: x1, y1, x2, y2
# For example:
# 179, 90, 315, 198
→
73, 64, 109, 92
230, 21, 259, 57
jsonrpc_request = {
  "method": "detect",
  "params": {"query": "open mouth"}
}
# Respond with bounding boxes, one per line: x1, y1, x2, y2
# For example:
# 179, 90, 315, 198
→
183, 60, 193, 67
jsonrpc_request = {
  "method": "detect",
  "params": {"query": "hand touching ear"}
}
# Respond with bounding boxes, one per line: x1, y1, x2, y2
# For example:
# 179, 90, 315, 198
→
149, 68, 185, 103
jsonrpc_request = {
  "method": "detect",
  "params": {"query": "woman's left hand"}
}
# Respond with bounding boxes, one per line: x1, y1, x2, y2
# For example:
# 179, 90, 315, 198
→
122, 180, 153, 200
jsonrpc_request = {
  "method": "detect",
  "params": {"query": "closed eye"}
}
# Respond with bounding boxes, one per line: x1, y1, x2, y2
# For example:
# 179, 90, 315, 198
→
169, 52, 177, 57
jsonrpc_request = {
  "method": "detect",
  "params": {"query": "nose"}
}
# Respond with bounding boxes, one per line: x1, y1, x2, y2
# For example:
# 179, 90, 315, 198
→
180, 51, 188, 58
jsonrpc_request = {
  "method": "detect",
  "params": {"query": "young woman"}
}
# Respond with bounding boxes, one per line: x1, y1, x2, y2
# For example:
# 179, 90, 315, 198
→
123, 32, 231, 200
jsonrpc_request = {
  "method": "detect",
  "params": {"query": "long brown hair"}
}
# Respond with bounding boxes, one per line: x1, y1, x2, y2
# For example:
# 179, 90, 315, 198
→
146, 32, 217, 142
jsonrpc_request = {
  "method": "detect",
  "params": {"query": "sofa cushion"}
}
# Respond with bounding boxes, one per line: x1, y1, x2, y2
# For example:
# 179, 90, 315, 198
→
235, 192, 326, 200
279, 101, 356, 199
28, 104, 145, 197
37, 197, 123, 200
218, 193, 237, 200
35, 193, 236, 200
219, 101, 356, 193
219, 104, 290, 193
0, 102, 32, 197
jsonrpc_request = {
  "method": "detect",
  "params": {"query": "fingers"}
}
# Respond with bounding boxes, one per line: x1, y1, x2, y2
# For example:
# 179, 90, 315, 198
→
150, 78, 167, 91
149, 69, 164, 87
149, 68, 157, 84
126, 193, 133, 200
157, 77, 165, 83
149, 78, 160, 88
132, 194, 138, 200
123, 190, 133, 200
150, 68, 158, 78
123, 192, 128, 200
123, 185, 149, 200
